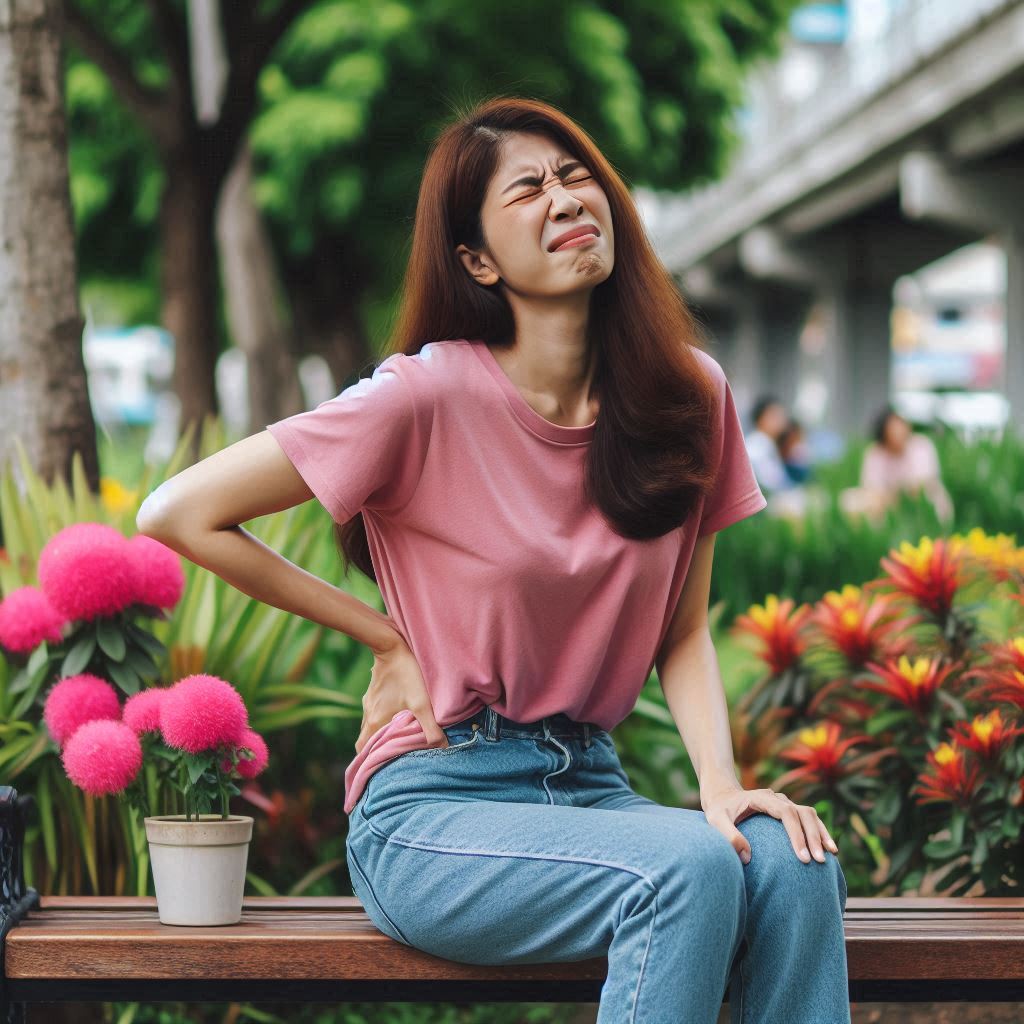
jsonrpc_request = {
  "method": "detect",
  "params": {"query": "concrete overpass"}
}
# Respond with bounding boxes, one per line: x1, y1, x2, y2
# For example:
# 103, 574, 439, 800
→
637, 0, 1024, 437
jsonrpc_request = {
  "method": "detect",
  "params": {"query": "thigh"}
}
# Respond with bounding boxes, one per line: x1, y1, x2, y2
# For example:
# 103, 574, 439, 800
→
347, 754, 744, 966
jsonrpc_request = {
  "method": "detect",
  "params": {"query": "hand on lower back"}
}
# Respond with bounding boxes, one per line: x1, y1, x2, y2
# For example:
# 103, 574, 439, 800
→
354, 633, 447, 754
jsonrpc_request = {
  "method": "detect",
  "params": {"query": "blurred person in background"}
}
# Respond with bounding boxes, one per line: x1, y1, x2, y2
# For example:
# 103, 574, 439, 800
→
842, 405, 954, 526
744, 394, 792, 493
778, 418, 813, 486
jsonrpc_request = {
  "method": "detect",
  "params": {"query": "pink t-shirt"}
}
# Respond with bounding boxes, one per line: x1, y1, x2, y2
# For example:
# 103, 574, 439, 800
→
266, 338, 767, 814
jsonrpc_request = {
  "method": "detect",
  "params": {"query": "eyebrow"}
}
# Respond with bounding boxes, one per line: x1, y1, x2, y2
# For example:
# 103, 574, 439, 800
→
501, 160, 586, 194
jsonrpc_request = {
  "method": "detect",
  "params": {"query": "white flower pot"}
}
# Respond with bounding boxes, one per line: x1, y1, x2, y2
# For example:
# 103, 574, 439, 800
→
144, 814, 254, 926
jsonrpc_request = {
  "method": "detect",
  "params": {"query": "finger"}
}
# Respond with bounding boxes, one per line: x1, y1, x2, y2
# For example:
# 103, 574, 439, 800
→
796, 806, 828, 863
705, 807, 752, 865
816, 818, 839, 855
773, 802, 812, 862
415, 713, 448, 748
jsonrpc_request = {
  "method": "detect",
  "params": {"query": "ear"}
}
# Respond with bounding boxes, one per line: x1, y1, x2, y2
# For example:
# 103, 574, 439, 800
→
456, 243, 501, 287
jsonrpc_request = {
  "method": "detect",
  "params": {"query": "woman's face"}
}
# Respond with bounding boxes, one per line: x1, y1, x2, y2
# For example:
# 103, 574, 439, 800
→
456, 131, 614, 299
884, 414, 910, 449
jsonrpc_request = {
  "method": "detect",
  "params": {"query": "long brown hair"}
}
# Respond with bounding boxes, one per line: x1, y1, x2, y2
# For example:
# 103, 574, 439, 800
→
337, 96, 720, 582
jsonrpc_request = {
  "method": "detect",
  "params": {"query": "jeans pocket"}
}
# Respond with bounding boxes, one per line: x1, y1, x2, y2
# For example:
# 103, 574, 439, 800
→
398, 725, 483, 759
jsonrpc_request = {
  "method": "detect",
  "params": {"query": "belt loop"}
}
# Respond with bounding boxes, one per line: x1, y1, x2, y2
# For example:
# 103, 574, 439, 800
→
583, 723, 591, 748
485, 706, 500, 742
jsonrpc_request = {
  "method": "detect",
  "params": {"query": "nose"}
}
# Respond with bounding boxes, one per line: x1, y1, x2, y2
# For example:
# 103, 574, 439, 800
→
546, 182, 584, 219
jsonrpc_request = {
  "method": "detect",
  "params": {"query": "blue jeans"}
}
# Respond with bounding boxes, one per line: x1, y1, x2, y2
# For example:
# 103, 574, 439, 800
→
346, 706, 850, 1023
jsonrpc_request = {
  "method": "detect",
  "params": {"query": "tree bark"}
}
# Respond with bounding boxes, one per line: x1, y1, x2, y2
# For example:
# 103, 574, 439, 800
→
158, 151, 221, 444
216, 138, 305, 433
0, 0, 98, 495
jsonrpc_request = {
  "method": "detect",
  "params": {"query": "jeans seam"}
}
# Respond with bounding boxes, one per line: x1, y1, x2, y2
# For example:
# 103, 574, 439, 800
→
629, 888, 656, 1024
347, 836, 414, 946
386, 833, 659, 887
385, 834, 659, 1021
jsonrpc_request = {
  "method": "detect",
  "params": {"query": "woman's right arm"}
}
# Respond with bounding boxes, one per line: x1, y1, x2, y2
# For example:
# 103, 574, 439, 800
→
135, 429, 402, 657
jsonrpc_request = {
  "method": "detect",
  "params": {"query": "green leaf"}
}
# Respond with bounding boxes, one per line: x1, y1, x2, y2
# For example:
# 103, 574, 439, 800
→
126, 623, 167, 662
246, 871, 279, 897
874, 787, 902, 825
923, 836, 961, 859
27, 641, 50, 676
184, 753, 213, 785
96, 619, 127, 661
107, 660, 141, 696
124, 645, 159, 679
7, 667, 31, 696
61, 632, 96, 676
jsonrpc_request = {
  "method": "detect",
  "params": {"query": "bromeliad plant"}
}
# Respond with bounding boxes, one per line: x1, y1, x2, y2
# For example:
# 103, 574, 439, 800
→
731, 527, 1024, 897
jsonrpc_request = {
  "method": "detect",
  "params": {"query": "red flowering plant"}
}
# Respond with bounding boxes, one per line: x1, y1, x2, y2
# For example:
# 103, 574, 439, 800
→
0, 523, 186, 720
731, 528, 1024, 896
43, 671, 269, 821
0, 518, 269, 821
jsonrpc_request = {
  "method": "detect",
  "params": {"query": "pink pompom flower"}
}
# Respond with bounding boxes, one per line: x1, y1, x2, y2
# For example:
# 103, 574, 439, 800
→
0, 585, 66, 654
160, 674, 249, 753
38, 523, 136, 622
43, 673, 122, 747
126, 534, 185, 611
220, 728, 269, 779
122, 687, 166, 735
62, 719, 142, 796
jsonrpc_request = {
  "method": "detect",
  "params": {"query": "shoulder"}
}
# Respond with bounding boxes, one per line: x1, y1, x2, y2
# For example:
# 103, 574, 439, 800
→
689, 345, 726, 387
377, 339, 468, 388
371, 339, 470, 411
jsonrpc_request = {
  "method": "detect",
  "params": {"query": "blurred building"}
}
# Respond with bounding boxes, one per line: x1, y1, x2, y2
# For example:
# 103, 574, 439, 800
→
637, 0, 1023, 443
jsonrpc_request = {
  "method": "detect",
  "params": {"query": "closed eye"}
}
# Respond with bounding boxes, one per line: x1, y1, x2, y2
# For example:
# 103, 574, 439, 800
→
516, 175, 592, 200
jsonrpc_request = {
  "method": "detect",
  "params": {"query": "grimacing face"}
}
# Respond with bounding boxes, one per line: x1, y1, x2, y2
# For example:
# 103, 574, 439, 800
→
456, 131, 614, 298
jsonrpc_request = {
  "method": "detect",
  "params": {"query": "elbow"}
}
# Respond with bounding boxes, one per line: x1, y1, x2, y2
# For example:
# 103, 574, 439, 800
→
135, 482, 180, 540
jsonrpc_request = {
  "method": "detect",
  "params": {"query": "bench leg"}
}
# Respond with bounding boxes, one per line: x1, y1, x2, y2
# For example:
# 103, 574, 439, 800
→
1, 788, 40, 1024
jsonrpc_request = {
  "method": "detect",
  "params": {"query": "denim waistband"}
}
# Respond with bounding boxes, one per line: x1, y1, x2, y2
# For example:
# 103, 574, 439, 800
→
451, 706, 596, 747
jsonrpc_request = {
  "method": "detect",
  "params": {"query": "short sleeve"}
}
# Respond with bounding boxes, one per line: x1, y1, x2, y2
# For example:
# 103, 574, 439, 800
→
265, 353, 433, 523
696, 354, 769, 536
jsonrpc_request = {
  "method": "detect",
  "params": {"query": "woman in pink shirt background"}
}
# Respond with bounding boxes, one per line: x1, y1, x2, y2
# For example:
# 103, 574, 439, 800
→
139, 96, 849, 1023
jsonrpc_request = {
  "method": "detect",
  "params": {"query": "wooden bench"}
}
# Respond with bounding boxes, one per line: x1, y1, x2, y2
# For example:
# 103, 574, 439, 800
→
3, 788, 1024, 1017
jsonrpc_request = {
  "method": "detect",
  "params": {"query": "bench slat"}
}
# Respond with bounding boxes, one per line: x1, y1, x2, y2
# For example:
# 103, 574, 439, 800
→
5, 896, 1024, 984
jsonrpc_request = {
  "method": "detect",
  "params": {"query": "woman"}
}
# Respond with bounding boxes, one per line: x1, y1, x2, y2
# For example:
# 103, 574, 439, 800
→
859, 406, 954, 525
137, 96, 849, 1024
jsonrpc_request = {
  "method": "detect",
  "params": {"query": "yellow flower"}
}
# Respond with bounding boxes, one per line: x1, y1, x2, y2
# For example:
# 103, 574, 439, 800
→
823, 584, 861, 609
970, 710, 1000, 744
933, 742, 958, 767
895, 537, 934, 576
897, 654, 933, 688
747, 594, 782, 631
100, 477, 138, 514
798, 724, 830, 749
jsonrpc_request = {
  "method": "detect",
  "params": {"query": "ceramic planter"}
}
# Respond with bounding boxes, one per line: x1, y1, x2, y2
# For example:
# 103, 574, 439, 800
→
144, 814, 254, 926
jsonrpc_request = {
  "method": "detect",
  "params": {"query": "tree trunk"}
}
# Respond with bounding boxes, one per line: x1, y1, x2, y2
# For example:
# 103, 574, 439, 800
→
290, 280, 371, 392
158, 154, 221, 445
216, 138, 305, 433
0, 0, 98, 495
190, 0, 304, 434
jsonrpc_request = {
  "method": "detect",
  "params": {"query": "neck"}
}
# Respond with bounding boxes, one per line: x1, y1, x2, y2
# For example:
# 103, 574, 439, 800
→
495, 291, 599, 425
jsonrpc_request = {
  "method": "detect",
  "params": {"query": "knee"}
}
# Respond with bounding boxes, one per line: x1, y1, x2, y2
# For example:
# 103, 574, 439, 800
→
739, 813, 846, 909
681, 820, 747, 908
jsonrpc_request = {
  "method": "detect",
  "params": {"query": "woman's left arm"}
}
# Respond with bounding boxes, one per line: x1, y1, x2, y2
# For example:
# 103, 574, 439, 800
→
656, 533, 839, 865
